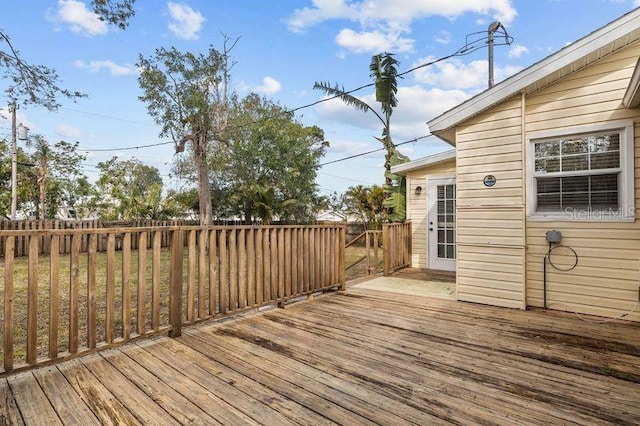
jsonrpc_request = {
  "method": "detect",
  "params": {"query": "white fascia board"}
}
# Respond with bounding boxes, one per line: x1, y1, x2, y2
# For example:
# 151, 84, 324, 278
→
428, 8, 640, 134
391, 149, 456, 176
623, 57, 640, 107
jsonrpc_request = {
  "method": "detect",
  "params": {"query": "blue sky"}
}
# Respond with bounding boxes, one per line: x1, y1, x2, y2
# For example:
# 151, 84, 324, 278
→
1, 0, 638, 198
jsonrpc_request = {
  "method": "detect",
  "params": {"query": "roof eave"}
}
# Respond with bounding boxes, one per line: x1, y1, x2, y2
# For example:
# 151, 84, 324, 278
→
391, 149, 456, 176
428, 8, 640, 134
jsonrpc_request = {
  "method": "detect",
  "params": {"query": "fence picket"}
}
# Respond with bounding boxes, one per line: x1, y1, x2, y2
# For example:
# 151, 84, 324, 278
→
187, 230, 196, 322
49, 236, 60, 359
219, 230, 228, 314
198, 230, 207, 319
106, 233, 116, 344
208, 230, 217, 317
247, 229, 255, 307
152, 231, 161, 330
3, 236, 15, 372
136, 232, 147, 336
87, 234, 97, 348
122, 233, 131, 340
238, 229, 247, 309
69, 234, 80, 354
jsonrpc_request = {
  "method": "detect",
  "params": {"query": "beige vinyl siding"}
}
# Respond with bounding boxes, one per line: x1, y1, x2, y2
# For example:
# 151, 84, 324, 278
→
406, 159, 456, 268
524, 42, 640, 321
455, 96, 526, 309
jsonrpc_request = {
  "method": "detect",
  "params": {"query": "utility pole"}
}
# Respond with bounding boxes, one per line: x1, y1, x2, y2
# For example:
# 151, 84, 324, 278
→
9, 100, 17, 220
487, 22, 500, 88
487, 21, 510, 88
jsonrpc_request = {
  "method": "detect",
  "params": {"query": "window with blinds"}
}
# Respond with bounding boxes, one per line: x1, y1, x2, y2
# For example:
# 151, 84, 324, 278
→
533, 132, 620, 212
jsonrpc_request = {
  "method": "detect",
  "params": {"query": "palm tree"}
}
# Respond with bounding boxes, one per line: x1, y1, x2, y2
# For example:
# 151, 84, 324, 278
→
314, 52, 408, 221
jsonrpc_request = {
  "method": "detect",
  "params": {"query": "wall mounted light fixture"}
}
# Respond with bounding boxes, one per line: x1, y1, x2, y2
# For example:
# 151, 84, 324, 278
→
415, 185, 423, 196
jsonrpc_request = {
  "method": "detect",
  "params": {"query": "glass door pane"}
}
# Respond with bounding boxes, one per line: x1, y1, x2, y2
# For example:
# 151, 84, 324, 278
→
436, 184, 456, 260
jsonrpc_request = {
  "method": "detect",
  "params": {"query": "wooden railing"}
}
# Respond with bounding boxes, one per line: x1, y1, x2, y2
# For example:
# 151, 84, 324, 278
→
0, 224, 345, 376
0, 219, 196, 257
382, 222, 412, 276
345, 230, 383, 275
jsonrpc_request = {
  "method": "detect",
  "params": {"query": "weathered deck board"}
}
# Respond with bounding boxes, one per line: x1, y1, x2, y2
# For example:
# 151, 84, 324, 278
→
58, 359, 142, 425
7, 372, 61, 425
32, 367, 100, 425
0, 377, 23, 425
1, 287, 639, 425
260, 299, 634, 424
78, 353, 180, 425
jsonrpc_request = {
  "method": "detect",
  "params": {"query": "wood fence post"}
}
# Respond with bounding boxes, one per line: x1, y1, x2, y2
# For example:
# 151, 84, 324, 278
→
407, 222, 412, 267
169, 228, 184, 338
339, 225, 346, 291
382, 224, 390, 276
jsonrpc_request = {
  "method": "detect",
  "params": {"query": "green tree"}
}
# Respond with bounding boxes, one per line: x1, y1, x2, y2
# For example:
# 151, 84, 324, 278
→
343, 185, 385, 229
0, 137, 89, 219
208, 93, 328, 223
0, 140, 32, 218
137, 38, 237, 225
67, 175, 100, 220
95, 157, 166, 220
0, 1, 135, 109
314, 52, 409, 221
25, 136, 86, 219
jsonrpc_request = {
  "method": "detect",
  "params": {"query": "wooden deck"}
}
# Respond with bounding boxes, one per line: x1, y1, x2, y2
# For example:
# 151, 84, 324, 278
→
2, 286, 640, 425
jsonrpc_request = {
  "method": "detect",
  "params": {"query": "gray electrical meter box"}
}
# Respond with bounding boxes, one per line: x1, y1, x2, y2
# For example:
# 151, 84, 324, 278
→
545, 230, 562, 243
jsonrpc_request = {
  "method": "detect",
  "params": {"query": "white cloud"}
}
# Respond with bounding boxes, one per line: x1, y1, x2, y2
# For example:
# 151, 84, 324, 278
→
508, 43, 529, 58
287, 0, 358, 33
317, 93, 382, 134
56, 123, 86, 139
434, 30, 452, 45
316, 85, 470, 141
73, 59, 137, 76
411, 56, 522, 90
287, 0, 517, 54
167, 2, 206, 40
254, 77, 282, 95
327, 139, 376, 156
391, 86, 470, 139
288, 0, 517, 31
55, 0, 107, 36
635, 0, 640, 7
0, 107, 35, 133
336, 29, 414, 53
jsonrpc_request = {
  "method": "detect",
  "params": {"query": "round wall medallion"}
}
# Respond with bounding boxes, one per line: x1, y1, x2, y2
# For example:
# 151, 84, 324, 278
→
483, 174, 496, 187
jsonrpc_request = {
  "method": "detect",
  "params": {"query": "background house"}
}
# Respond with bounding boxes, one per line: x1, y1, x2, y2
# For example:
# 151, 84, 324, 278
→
394, 8, 640, 322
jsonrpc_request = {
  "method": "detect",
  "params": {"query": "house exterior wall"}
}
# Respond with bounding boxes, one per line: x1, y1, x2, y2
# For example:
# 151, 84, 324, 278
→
405, 159, 456, 268
455, 96, 527, 309
450, 41, 640, 320
524, 42, 640, 321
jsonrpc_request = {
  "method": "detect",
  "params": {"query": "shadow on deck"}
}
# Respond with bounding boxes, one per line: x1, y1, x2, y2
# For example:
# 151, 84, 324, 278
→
391, 267, 456, 283
2, 288, 640, 425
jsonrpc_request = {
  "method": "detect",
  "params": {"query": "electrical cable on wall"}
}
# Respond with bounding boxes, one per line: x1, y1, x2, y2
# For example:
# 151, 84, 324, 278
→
543, 231, 639, 323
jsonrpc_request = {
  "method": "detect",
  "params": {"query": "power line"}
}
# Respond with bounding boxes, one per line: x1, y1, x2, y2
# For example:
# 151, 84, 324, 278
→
319, 171, 377, 185
79, 140, 173, 152
319, 135, 432, 167
60, 106, 156, 127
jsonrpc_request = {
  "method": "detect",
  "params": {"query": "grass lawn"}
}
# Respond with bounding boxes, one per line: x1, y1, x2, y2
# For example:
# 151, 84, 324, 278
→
345, 244, 382, 281
0, 249, 176, 365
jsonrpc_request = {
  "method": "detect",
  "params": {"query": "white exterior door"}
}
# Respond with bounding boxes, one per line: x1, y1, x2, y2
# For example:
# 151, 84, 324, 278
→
428, 177, 456, 271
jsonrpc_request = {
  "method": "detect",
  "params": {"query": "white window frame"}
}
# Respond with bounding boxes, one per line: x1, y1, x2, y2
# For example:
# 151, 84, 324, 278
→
526, 120, 635, 222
